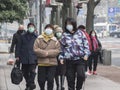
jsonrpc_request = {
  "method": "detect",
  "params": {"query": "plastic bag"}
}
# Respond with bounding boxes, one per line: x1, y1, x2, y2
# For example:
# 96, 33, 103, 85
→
7, 54, 15, 65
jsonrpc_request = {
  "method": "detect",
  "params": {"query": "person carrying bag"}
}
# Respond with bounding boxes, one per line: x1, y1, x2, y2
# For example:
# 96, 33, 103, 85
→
7, 53, 15, 65
11, 60, 23, 85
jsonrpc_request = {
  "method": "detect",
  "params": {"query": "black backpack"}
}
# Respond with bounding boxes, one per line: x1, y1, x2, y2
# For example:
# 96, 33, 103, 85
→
11, 61, 23, 85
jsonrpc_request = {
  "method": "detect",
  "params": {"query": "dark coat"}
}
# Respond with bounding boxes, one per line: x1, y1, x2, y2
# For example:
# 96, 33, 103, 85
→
10, 30, 26, 57
17, 31, 38, 64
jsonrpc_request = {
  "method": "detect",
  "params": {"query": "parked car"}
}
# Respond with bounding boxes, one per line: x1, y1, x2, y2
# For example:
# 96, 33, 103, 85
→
109, 30, 120, 38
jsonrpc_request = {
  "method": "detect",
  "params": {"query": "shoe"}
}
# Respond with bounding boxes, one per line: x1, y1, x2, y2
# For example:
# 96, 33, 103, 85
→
25, 87, 30, 90
93, 71, 97, 75
29, 84, 36, 90
86, 71, 92, 75
61, 87, 65, 90
85, 72, 90, 76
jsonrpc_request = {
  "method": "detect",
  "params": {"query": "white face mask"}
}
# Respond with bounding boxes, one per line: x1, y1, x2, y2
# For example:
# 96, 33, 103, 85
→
66, 25, 73, 32
56, 32, 62, 39
92, 33, 95, 37
44, 28, 53, 35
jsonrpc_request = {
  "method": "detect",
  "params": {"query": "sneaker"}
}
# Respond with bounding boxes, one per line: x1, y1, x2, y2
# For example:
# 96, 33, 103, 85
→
86, 71, 92, 75
93, 71, 97, 75
29, 84, 36, 90
85, 72, 91, 76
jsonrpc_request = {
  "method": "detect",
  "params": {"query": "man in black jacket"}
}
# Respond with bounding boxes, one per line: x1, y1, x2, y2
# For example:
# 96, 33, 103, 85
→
16, 23, 38, 90
10, 25, 26, 57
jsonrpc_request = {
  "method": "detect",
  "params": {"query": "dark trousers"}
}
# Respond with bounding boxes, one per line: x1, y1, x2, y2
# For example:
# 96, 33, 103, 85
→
55, 75, 65, 90
85, 56, 91, 72
66, 59, 85, 90
85, 60, 88, 72
55, 62, 66, 90
88, 53, 98, 71
38, 66, 56, 90
22, 64, 36, 88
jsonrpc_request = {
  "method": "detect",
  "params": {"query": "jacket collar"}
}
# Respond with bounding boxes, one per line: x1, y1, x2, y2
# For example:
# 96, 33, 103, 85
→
38, 35, 57, 41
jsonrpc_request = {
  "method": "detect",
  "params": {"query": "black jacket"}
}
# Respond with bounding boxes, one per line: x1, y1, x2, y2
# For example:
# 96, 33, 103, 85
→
17, 31, 38, 64
10, 30, 26, 57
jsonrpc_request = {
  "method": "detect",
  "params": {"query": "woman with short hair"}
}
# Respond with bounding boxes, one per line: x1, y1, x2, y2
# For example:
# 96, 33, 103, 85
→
59, 18, 90, 90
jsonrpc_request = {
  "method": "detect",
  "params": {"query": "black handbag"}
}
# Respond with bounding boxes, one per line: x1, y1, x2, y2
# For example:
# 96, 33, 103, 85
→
11, 61, 23, 85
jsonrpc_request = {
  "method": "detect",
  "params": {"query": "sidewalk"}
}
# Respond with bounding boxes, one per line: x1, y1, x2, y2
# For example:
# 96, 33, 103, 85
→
0, 43, 10, 53
85, 75, 120, 90
1, 54, 120, 90
85, 64, 120, 90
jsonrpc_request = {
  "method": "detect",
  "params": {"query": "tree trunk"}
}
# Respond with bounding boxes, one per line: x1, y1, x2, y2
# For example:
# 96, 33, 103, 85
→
86, 0, 95, 34
86, 0, 101, 34
62, 0, 71, 30
28, 0, 34, 23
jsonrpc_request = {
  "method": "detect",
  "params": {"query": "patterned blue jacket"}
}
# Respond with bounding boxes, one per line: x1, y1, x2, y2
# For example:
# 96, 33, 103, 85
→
59, 29, 90, 60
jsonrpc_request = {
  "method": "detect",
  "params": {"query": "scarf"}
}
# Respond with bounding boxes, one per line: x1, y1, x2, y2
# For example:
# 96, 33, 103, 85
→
42, 32, 54, 42
91, 36, 98, 51
82, 31, 92, 50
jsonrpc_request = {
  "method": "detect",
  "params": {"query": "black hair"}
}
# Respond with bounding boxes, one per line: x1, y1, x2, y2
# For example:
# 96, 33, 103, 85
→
64, 17, 77, 33
89, 30, 98, 38
45, 24, 54, 30
78, 25, 86, 30
27, 23, 35, 28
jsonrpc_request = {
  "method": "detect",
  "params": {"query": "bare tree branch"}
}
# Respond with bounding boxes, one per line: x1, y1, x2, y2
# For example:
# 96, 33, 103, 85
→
94, 0, 101, 7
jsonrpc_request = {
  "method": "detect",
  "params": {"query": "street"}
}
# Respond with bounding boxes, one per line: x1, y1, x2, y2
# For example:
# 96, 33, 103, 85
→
99, 37, 120, 66
100, 37, 120, 50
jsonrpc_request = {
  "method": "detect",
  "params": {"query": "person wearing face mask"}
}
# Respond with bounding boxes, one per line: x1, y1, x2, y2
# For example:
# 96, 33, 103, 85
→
54, 25, 63, 40
53, 25, 66, 90
88, 30, 102, 75
34, 24, 60, 90
9, 25, 26, 55
16, 23, 38, 90
59, 18, 90, 90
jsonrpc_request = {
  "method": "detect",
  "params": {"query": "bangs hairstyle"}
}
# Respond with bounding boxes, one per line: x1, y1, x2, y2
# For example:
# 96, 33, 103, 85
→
27, 23, 35, 28
78, 25, 86, 30
65, 17, 77, 32
45, 24, 54, 30
89, 30, 97, 38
